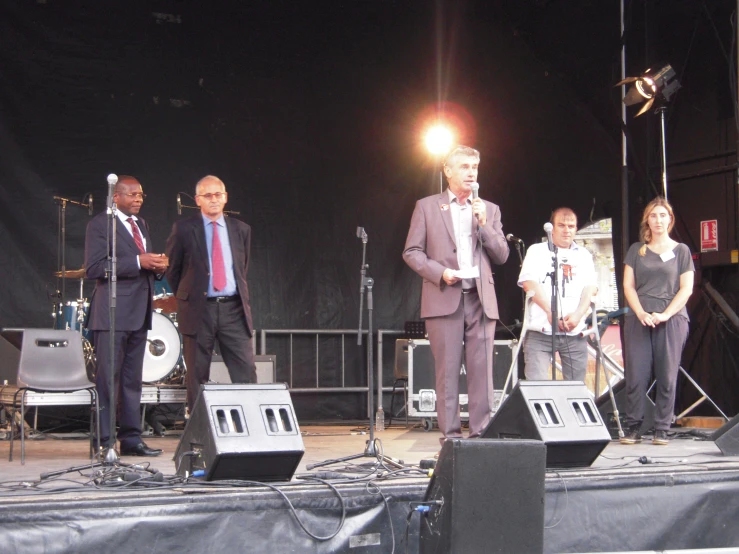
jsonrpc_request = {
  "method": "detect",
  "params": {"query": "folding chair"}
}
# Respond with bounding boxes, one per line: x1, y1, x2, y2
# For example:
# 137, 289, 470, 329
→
4, 328, 100, 464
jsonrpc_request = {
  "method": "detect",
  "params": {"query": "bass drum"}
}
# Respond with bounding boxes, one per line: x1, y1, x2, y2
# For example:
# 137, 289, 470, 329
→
143, 311, 183, 383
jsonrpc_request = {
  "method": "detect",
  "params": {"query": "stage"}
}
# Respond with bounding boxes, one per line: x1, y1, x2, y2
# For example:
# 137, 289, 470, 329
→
2, 422, 739, 553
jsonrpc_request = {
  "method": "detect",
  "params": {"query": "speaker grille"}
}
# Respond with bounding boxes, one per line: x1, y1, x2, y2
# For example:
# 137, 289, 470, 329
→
211, 406, 248, 436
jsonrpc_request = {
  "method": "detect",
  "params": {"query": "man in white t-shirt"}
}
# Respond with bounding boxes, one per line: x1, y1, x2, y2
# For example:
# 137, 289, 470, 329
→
517, 207, 598, 381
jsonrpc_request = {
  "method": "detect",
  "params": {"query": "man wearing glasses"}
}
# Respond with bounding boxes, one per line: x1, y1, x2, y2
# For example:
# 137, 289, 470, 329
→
85, 175, 168, 457
166, 175, 257, 413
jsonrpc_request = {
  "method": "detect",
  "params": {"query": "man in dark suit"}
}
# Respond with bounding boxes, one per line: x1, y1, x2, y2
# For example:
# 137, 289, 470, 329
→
166, 175, 257, 412
403, 146, 509, 448
85, 175, 167, 457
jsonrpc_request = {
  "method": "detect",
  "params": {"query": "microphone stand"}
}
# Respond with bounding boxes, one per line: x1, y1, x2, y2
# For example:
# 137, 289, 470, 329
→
548, 245, 559, 380
104, 178, 119, 463
305, 227, 403, 471
513, 240, 525, 318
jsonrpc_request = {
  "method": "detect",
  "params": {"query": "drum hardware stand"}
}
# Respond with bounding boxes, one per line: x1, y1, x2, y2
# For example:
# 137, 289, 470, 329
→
53, 194, 92, 318
306, 227, 404, 471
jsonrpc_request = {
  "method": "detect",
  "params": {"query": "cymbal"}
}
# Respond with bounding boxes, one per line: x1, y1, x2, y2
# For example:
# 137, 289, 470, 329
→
54, 268, 86, 279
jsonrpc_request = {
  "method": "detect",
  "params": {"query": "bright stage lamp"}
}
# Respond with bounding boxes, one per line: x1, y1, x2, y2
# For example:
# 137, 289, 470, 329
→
617, 63, 681, 117
425, 125, 454, 156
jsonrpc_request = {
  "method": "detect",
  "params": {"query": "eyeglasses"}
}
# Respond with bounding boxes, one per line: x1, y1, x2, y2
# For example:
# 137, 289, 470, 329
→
119, 192, 146, 200
197, 192, 226, 201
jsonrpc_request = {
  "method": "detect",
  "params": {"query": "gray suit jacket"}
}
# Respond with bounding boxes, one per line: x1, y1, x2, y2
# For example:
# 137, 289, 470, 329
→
403, 190, 509, 320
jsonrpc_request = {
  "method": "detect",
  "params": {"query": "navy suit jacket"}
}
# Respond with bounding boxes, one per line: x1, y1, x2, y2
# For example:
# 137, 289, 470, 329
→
165, 215, 253, 337
85, 212, 155, 331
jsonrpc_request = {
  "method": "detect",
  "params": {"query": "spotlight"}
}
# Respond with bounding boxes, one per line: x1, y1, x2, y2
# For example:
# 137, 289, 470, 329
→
424, 125, 454, 156
617, 63, 680, 117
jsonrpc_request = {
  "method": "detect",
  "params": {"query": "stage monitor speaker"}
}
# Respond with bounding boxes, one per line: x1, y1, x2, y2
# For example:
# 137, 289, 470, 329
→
482, 381, 611, 468
420, 438, 545, 554
209, 354, 276, 384
596, 379, 655, 439
174, 383, 304, 482
712, 414, 739, 456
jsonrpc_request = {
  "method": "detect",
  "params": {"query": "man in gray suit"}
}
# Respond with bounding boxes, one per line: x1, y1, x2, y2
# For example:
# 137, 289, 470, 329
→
403, 146, 509, 447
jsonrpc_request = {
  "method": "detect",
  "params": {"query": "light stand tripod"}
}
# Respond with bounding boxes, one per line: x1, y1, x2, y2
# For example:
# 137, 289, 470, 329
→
656, 105, 669, 199
306, 227, 403, 471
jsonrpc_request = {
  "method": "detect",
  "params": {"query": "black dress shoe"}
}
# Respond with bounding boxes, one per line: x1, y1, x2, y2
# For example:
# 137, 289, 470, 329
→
120, 442, 163, 457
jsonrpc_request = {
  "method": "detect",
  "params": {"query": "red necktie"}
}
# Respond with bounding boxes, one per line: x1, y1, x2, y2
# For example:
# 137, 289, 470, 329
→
211, 221, 227, 291
128, 217, 146, 254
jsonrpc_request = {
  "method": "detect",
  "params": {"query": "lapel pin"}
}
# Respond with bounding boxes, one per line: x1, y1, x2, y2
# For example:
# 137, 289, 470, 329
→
440, 204, 449, 211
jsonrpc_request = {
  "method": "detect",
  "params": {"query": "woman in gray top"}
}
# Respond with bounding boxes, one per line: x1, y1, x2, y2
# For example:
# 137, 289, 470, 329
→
620, 197, 695, 446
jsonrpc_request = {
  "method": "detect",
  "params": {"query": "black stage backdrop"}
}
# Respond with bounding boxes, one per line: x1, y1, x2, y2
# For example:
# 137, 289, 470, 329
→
1, 1, 737, 418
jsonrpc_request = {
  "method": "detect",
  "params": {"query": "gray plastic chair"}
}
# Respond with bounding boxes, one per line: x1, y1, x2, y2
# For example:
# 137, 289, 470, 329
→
5, 329, 100, 464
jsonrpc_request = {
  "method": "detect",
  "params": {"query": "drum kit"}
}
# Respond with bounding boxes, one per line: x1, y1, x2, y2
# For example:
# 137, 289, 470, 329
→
51, 269, 186, 385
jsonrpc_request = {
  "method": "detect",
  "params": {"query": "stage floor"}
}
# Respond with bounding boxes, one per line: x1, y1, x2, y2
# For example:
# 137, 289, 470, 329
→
2, 423, 739, 553
0, 422, 734, 483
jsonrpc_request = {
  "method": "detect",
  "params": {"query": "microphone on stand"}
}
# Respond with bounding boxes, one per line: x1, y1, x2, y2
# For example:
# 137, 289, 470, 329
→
176, 193, 182, 215
88, 194, 93, 216
106, 174, 118, 209
543, 222, 555, 252
506, 234, 523, 244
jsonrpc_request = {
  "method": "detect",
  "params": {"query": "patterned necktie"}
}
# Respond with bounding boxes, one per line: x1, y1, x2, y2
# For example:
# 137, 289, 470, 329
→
211, 221, 227, 291
127, 217, 146, 254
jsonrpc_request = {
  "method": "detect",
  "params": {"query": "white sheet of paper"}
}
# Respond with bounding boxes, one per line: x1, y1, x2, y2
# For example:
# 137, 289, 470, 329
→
453, 266, 480, 279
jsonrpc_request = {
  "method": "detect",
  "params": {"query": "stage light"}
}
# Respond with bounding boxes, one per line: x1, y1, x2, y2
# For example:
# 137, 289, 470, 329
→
424, 125, 454, 156
617, 63, 680, 117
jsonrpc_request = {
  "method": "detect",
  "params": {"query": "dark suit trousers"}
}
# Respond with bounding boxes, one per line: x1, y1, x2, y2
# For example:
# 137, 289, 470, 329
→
182, 298, 257, 409
425, 289, 496, 446
93, 328, 147, 449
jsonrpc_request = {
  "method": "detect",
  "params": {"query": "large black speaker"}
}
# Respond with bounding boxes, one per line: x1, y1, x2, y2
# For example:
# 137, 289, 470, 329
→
482, 381, 611, 468
712, 414, 739, 456
596, 379, 655, 439
174, 383, 304, 481
420, 438, 545, 554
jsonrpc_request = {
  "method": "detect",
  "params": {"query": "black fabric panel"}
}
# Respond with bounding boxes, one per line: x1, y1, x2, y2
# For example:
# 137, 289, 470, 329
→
2, 1, 737, 418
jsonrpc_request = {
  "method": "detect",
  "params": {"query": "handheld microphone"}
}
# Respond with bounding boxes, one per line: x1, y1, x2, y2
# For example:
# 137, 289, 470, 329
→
470, 182, 480, 223
88, 194, 93, 216
543, 222, 555, 252
106, 174, 118, 209
506, 234, 523, 244
176, 193, 182, 215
